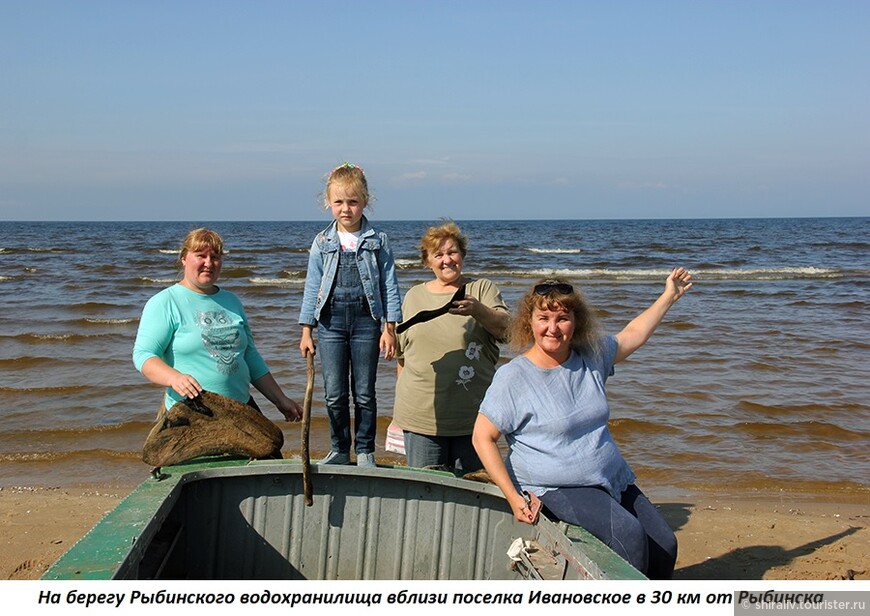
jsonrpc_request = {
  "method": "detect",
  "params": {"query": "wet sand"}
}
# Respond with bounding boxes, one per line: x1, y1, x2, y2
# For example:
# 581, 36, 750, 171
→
2, 480, 868, 581
3, 418, 868, 581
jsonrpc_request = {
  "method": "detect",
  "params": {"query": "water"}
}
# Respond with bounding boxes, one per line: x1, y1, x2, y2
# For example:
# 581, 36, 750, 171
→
0, 218, 868, 500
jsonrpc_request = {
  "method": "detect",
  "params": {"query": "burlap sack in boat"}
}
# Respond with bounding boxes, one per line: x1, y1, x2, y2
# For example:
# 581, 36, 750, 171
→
143, 390, 283, 467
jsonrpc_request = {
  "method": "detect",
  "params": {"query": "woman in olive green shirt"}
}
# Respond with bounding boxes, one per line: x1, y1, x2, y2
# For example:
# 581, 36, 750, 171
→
392, 221, 509, 474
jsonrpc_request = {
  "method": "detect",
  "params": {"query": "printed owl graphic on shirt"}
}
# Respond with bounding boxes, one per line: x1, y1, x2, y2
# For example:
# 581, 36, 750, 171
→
196, 310, 241, 375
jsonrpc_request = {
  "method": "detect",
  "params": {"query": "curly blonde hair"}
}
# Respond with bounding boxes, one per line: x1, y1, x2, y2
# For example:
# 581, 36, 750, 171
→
509, 278, 602, 355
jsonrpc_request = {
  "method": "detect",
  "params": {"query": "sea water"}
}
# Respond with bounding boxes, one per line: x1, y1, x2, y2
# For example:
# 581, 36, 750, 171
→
0, 218, 867, 499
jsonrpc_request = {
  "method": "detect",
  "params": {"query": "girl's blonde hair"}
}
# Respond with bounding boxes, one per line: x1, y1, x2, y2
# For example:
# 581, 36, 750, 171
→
419, 219, 468, 265
178, 228, 224, 268
509, 278, 602, 355
321, 163, 371, 210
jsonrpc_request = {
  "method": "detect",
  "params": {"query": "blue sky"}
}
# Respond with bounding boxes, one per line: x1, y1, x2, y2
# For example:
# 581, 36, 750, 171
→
1, 1, 868, 221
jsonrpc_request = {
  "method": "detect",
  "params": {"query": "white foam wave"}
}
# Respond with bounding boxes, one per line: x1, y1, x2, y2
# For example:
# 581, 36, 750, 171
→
139, 277, 177, 284
32, 333, 76, 340
481, 268, 673, 279
526, 248, 584, 254
158, 248, 230, 255
249, 277, 303, 287
476, 267, 843, 281
85, 318, 136, 325
695, 267, 842, 280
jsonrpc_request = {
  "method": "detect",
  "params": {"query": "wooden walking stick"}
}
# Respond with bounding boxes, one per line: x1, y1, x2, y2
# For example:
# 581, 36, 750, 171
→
302, 349, 315, 506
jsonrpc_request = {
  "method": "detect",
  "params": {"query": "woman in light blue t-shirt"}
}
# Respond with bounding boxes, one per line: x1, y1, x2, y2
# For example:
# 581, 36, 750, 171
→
133, 228, 302, 423
473, 269, 692, 579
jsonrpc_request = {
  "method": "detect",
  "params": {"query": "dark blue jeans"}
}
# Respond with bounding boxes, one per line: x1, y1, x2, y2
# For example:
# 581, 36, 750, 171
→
540, 484, 677, 579
317, 297, 380, 454
402, 431, 482, 475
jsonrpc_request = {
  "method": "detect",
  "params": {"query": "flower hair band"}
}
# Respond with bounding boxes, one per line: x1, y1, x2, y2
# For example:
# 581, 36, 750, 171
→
331, 162, 365, 176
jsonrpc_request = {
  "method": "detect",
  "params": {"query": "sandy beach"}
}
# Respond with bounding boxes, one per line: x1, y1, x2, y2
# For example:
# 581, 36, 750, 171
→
2, 477, 867, 581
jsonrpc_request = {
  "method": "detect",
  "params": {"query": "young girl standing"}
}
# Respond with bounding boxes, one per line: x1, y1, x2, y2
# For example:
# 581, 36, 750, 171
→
299, 163, 402, 467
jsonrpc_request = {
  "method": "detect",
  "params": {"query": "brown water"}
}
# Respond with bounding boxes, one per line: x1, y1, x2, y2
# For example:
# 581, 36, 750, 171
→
1, 219, 867, 503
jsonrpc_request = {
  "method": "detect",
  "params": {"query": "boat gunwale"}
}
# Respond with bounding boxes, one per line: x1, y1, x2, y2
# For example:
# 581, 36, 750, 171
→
43, 458, 645, 581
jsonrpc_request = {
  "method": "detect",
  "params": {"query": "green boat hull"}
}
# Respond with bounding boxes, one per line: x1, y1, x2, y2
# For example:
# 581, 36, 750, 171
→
43, 459, 645, 580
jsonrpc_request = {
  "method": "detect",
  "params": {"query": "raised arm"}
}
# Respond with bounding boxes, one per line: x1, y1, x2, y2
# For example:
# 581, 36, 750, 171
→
614, 267, 693, 363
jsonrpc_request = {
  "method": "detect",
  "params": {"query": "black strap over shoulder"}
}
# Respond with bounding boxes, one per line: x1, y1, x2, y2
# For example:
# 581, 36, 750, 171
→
396, 284, 466, 334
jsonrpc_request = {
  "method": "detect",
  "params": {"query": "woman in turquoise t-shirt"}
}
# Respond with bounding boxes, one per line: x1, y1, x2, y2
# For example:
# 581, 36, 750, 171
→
133, 228, 302, 422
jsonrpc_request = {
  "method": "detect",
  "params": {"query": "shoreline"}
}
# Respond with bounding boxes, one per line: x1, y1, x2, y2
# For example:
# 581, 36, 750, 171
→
2, 475, 867, 581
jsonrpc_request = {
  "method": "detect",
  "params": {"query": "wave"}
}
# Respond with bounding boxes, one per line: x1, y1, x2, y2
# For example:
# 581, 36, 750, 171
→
734, 400, 864, 415
744, 360, 780, 372
3, 332, 116, 344
138, 276, 177, 284
733, 420, 867, 441
0, 384, 92, 395
0, 448, 143, 463
609, 417, 683, 435
466, 266, 849, 282
83, 317, 137, 325
249, 277, 304, 287
65, 301, 128, 313
694, 267, 845, 280
0, 247, 68, 254
0, 356, 61, 369
220, 267, 258, 278
0, 421, 155, 439
155, 248, 235, 256
669, 321, 699, 331
526, 248, 585, 255
229, 246, 309, 255
810, 241, 870, 250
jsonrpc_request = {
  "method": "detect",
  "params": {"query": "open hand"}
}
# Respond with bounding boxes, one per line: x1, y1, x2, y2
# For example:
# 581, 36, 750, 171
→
169, 372, 203, 399
666, 267, 693, 301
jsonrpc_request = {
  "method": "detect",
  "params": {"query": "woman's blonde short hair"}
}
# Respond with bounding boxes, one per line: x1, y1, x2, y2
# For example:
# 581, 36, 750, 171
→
509, 278, 601, 355
178, 228, 224, 267
419, 220, 468, 265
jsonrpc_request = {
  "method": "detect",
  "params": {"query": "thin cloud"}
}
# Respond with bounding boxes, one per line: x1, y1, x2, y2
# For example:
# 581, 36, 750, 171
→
216, 142, 306, 154
391, 171, 428, 184
442, 172, 472, 183
618, 181, 671, 191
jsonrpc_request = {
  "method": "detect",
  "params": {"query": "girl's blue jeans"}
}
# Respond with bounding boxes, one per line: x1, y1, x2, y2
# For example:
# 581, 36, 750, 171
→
317, 296, 380, 454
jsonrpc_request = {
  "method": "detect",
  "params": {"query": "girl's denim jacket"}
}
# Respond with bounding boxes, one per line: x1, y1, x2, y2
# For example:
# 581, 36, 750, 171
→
299, 216, 403, 326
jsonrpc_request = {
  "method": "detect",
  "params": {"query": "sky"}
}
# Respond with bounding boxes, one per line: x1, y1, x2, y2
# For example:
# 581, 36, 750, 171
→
1, 1, 868, 221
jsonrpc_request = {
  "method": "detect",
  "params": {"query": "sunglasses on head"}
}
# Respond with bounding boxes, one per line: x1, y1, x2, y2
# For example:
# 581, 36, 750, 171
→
534, 281, 574, 296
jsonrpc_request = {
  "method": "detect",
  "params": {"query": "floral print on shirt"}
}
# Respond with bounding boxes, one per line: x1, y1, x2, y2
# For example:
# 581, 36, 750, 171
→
456, 342, 485, 389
